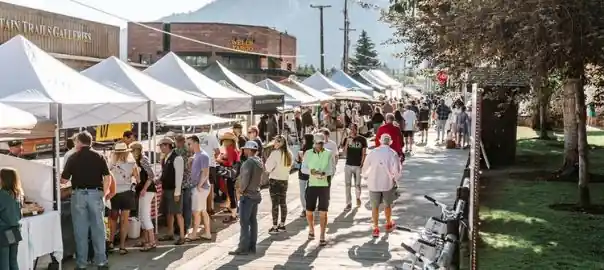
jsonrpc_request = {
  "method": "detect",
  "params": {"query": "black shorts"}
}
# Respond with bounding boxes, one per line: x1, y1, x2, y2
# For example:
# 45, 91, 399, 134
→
209, 166, 217, 185
403, 131, 414, 138
162, 189, 183, 215
305, 186, 330, 212
418, 122, 429, 131
110, 190, 136, 211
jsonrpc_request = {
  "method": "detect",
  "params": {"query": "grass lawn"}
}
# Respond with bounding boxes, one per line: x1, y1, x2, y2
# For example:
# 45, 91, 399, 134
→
478, 126, 604, 270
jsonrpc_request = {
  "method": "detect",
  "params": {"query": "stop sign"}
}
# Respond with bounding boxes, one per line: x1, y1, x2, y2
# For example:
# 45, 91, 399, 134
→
437, 71, 448, 85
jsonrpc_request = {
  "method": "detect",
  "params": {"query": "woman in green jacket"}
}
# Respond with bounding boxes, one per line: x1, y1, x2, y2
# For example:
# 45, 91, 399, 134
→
0, 168, 23, 270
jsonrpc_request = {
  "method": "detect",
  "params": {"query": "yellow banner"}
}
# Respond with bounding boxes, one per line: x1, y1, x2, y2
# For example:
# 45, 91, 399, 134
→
95, 123, 132, 142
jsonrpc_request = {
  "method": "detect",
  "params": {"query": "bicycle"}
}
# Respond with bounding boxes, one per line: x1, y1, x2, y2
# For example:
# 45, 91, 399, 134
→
398, 192, 469, 270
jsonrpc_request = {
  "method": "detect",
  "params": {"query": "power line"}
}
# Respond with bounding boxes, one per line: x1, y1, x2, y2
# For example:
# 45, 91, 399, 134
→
67, 0, 302, 59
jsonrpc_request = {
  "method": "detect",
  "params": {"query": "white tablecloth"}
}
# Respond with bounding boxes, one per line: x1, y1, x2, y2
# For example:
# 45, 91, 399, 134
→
17, 211, 63, 270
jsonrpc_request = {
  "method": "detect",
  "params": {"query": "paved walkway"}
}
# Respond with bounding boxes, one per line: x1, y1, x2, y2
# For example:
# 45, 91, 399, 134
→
171, 143, 468, 270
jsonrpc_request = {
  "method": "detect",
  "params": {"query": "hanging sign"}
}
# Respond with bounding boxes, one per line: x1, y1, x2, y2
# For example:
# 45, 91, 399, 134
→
252, 95, 285, 113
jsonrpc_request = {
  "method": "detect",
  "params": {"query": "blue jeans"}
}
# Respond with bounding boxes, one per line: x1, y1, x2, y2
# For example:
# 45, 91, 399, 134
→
238, 196, 261, 252
0, 243, 18, 270
182, 187, 193, 233
71, 189, 107, 268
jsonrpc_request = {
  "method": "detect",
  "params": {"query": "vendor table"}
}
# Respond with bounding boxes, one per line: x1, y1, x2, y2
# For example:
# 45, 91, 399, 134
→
17, 211, 63, 270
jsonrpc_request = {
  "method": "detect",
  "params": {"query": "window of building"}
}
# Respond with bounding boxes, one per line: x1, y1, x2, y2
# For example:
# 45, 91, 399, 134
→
181, 55, 209, 68
222, 56, 257, 69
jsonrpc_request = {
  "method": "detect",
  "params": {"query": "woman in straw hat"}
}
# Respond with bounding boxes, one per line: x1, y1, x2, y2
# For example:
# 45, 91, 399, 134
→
107, 142, 139, 255
217, 132, 240, 224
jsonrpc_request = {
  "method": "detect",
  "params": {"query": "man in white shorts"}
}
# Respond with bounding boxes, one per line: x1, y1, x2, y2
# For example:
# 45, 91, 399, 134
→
186, 135, 212, 241
362, 134, 401, 238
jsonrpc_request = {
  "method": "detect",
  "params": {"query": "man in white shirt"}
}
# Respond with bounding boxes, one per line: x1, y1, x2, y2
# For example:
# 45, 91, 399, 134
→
320, 128, 339, 190
199, 131, 221, 215
362, 134, 400, 238
402, 105, 417, 153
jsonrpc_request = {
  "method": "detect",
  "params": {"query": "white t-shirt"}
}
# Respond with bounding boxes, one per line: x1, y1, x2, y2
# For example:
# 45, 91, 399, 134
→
402, 110, 417, 131
200, 132, 220, 167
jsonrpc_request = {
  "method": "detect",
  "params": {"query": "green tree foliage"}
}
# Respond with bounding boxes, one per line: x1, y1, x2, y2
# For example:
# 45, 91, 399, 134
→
384, 0, 604, 206
350, 30, 381, 73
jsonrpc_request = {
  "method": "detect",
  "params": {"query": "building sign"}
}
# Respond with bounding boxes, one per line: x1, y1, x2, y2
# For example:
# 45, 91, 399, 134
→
0, 17, 92, 42
231, 37, 254, 52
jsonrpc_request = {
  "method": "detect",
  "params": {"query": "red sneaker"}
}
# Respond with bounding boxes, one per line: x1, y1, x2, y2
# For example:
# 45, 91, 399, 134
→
372, 227, 380, 238
385, 221, 396, 232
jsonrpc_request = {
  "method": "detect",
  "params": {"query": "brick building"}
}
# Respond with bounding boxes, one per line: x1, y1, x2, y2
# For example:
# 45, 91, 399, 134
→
0, 2, 138, 70
127, 22, 297, 82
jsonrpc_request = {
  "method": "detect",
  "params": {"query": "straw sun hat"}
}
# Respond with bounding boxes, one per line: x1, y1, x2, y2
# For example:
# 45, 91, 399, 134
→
113, 142, 130, 152
219, 132, 238, 141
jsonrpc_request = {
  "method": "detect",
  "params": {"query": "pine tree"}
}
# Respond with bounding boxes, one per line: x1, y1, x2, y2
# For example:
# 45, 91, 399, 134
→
309, 65, 317, 74
350, 30, 380, 73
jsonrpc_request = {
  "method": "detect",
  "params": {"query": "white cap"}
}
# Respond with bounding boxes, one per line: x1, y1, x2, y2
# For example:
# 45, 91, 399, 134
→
379, 134, 392, 145
241, 141, 259, 150
313, 133, 326, 143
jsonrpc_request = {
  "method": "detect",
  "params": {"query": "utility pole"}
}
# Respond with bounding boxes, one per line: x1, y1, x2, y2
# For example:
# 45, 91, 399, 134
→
339, 0, 355, 73
310, 4, 331, 74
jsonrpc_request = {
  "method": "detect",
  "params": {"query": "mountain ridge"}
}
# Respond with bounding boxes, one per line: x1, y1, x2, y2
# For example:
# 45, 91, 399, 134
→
158, 0, 402, 69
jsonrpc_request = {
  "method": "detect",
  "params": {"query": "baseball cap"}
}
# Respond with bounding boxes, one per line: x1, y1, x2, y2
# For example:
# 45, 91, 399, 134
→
7, 140, 22, 147
241, 141, 259, 150
379, 134, 392, 145
313, 133, 326, 144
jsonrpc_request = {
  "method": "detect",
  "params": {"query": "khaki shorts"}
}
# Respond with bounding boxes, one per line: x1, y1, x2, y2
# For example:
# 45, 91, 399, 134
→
370, 187, 396, 208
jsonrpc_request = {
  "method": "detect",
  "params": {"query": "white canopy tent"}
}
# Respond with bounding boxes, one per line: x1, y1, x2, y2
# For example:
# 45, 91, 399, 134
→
280, 78, 335, 102
369, 69, 403, 87
401, 86, 425, 99
161, 114, 239, 126
359, 70, 391, 90
332, 90, 376, 102
0, 35, 149, 128
144, 52, 252, 114
302, 72, 348, 94
0, 102, 55, 138
330, 70, 373, 91
256, 79, 318, 106
212, 61, 281, 96
83, 56, 213, 122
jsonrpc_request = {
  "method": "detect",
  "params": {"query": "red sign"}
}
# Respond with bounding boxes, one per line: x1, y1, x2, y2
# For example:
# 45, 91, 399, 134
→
437, 71, 448, 85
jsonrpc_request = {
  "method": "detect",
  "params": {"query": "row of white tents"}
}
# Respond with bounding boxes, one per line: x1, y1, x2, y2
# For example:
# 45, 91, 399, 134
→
0, 35, 411, 137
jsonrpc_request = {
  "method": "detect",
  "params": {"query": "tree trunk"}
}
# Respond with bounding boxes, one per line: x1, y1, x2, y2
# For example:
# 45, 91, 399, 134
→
571, 78, 591, 207
538, 97, 550, 139
561, 79, 579, 172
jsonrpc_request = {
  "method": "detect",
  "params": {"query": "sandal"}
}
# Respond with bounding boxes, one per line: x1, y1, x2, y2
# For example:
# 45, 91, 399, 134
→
133, 242, 145, 248
319, 240, 327, 247
140, 244, 156, 252
119, 248, 128, 255
185, 236, 200, 242
174, 238, 186, 246
158, 235, 175, 241
308, 232, 315, 240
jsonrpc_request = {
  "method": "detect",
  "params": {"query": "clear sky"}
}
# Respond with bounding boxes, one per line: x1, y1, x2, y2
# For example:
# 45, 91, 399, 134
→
3, 0, 214, 27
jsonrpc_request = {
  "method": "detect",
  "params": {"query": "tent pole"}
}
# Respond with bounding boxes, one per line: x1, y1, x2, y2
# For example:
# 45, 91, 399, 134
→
152, 122, 158, 234
137, 122, 142, 141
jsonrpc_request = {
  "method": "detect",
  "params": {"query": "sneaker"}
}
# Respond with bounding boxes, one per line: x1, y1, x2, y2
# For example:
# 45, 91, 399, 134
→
372, 227, 380, 238
277, 224, 287, 232
300, 210, 306, 218
268, 226, 280, 235
385, 221, 396, 232
344, 203, 352, 211
356, 198, 362, 207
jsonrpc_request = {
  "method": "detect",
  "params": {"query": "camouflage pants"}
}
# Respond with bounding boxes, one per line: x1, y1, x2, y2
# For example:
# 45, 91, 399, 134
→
269, 179, 289, 225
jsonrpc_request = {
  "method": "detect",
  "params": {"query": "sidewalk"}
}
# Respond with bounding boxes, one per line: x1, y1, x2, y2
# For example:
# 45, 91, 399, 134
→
172, 141, 469, 269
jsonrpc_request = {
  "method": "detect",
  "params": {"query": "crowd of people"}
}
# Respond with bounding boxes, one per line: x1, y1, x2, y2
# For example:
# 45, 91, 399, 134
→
0, 94, 475, 269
